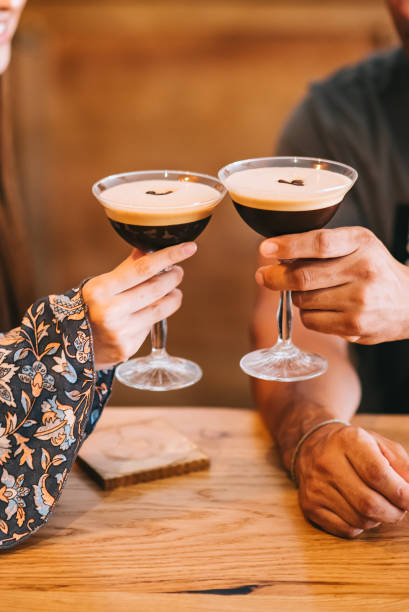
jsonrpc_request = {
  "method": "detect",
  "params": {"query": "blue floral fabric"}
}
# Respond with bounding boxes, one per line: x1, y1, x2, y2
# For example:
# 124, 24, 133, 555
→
0, 285, 114, 549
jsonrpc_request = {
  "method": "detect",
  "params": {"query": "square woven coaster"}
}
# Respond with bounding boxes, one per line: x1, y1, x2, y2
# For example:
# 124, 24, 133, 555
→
77, 417, 210, 490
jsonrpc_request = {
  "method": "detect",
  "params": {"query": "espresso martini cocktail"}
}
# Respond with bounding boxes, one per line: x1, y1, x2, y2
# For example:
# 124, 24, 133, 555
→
218, 157, 358, 382
93, 170, 226, 391
226, 165, 353, 237
99, 178, 221, 252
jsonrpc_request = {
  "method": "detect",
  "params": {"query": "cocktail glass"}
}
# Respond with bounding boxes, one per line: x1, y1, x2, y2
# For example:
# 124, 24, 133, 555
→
218, 156, 357, 382
93, 170, 226, 391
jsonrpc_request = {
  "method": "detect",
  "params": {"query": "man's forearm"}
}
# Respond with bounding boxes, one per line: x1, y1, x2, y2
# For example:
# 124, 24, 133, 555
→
255, 381, 356, 472
253, 291, 361, 472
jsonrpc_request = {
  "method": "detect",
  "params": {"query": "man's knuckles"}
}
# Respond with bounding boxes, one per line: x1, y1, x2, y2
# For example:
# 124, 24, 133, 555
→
313, 230, 335, 258
355, 494, 395, 522
289, 266, 314, 291
302, 505, 363, 539
343, 312, 369, 337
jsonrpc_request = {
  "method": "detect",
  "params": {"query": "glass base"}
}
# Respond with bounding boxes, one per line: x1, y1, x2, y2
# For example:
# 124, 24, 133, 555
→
115, 351, 203, 391
240, 342, 328, 382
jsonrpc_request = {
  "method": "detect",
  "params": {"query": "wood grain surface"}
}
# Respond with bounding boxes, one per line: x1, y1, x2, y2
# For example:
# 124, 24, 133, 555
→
2, 407, 409, 611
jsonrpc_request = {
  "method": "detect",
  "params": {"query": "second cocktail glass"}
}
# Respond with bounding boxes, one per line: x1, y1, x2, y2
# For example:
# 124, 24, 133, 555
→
219, 156, 357, 382
93, 170, 226, 391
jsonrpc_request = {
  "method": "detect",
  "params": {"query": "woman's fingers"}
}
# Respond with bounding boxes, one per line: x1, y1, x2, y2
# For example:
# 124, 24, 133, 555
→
104, 242, 197, 294
1, 1, 26, 9
119, 289, 183, 360
114, 266, 184, 316
128, 288, 183, 331
82, 242, 195, 369
96, 289, 183, 366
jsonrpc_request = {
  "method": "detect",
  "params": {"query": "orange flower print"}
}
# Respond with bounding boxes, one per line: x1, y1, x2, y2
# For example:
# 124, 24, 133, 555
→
74, 331, 91, 364
0, 469, 29, 522
18, 362, 56, 398
34, 396, 76, 450
0, 348, 18, 408
49, 293, 84, 323
52, 352, 77, 383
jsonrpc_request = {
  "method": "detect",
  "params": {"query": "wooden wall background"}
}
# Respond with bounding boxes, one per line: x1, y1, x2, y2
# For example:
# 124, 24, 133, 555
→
9, 0, 396, 407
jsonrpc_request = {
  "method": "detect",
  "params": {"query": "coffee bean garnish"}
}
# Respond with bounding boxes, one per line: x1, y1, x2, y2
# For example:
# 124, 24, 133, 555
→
278, 179, 304, 186
145, 190, 174, 196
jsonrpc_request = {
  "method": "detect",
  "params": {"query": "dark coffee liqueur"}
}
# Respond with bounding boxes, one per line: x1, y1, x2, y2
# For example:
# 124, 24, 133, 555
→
233, 201, 340, 237
108, 217, 211, 251
99, 179, 221, 251
225, 167, 353, 237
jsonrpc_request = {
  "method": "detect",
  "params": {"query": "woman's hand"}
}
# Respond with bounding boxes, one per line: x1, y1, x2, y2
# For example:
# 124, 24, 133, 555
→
295, 422, 409, 538
82, 242, 196, 370
0, 1, 26, 74
256, 227, 409, 344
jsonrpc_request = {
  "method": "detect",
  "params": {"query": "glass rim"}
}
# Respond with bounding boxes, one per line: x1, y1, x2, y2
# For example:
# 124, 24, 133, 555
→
92, 169, 227, 210
218, 156, 358, 194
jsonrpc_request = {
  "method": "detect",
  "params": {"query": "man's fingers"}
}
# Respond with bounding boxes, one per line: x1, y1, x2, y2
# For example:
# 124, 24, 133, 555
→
305, 506, 363, 539
260, 226, 371, 260
299, 310, 380, 343
370, 432, 409, 484
346, 438, 409, 512
299, 310, 367, 337
256, 258, 351, 292
338, 465, 408, 524
305, 484, 380, 531
323, 487, 380, 531
292, 284, 355, 311
106, 242, 197, 293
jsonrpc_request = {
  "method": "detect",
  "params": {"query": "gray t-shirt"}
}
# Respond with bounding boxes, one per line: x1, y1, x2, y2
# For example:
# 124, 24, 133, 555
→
276, 47, 409, 413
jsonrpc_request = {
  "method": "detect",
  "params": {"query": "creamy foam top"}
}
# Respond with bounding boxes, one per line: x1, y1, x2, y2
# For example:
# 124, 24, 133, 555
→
225, 167, 353, 211
99, 179, 222, 225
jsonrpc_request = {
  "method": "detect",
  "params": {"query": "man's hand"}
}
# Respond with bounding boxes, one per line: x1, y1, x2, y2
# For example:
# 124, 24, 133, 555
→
82, 242, 196, 370
295, 422, 409, 538
256, 226, 409, 344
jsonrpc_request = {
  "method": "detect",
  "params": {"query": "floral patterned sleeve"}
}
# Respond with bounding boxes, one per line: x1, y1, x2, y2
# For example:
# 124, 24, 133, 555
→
0, 285, 115, 549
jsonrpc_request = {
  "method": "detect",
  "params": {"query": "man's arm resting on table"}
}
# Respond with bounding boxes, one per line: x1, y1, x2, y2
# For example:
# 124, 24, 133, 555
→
253, 284, 409, 538
253, 284, 360, 471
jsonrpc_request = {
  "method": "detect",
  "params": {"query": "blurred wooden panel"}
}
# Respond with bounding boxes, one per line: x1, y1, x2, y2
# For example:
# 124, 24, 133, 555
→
9, 0, 396, 407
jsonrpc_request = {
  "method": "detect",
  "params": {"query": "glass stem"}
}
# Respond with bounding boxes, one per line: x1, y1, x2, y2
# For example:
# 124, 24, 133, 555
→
151, 319, 168, 357
277, 290, 293, 347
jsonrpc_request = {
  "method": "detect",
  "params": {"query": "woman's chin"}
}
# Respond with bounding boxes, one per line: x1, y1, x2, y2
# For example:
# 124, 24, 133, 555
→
0, 43, 11, 74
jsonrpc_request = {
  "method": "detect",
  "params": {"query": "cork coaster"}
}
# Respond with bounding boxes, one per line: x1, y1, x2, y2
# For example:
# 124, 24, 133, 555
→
77, 417, 210, 490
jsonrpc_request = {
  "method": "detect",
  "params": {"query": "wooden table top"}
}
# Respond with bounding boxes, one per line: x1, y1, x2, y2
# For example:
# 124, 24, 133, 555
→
3, 408, 409, 611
